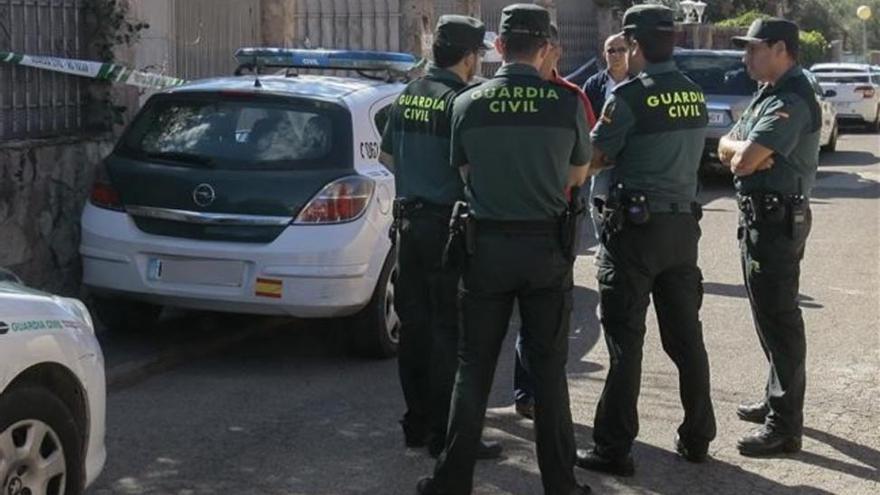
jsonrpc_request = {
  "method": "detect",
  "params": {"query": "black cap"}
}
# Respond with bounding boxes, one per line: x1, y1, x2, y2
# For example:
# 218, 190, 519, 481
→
499, 3, 551, 39
732, 18, 800, 51
620, 4, 675, 33
436, 15, 492, 50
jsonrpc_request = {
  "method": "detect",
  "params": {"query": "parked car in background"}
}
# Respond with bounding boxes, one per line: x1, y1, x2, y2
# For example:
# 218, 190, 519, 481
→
0, 268, 106, 495
810, 63, 880, 132
80, 49, 410, 358
674, 49, 838, 174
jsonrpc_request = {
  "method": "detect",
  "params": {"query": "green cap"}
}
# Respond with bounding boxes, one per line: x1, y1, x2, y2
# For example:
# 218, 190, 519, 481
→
499, 3, 551, 39
621, 4, 675, 33
732, 18, 800, 51
436, 15, 493, 50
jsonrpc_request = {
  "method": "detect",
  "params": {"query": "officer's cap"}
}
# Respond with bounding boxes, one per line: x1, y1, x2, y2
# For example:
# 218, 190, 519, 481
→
620, 4, 675, 34
732, 18, 800, 52
436, 15, 493, 50
499, 3, 551, 39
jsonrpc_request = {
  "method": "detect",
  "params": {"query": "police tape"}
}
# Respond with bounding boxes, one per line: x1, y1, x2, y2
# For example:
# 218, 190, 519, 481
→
0, 51, 187, 90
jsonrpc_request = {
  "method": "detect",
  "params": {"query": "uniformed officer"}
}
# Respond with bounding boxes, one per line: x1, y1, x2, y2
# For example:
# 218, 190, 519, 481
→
575, 4, 717, 476
719, 18, 820, 457
379, 15, 501, 460
417, 4, 592, 495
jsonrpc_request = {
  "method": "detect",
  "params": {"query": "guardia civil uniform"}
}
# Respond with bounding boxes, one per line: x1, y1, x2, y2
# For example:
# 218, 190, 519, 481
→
730, 19, 820, 456
418, 5, 591, 495
577, 5, 717, 475
381, 15, 494, 457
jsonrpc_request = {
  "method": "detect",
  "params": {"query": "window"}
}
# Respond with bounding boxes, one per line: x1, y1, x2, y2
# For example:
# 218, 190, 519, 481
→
119, 94, 353, 170
373, 104, 392, 136
674, 54, 757, 96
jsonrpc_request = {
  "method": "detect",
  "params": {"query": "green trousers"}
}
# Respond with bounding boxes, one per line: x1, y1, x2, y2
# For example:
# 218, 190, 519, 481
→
739, 207, 812, 436
396, 211, 460, 447
593, 213, 716, 459
433, 226, 580, 495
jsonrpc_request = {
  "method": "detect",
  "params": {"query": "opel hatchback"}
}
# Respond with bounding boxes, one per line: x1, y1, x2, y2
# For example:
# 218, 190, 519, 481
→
80, 49, 411, 358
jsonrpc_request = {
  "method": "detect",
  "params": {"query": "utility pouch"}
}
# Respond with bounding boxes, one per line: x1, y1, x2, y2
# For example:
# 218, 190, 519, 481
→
760, 193, 785, 223
560, 185, 585, 261
623, 191, 650, 225
787, 195, 808, 240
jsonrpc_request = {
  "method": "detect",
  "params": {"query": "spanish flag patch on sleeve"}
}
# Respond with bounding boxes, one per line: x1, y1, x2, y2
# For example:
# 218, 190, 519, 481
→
255, 277, 283, 298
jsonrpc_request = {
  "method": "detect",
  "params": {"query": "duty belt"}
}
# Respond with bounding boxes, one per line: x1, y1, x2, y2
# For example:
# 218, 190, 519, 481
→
737, 192, 807, 224
475, 219, 559, 234
394, 198, 455, 217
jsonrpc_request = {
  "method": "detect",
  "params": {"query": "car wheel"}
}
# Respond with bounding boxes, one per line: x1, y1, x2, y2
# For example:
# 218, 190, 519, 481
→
349, 251, 400, 359
822, 123, 838, 152
91, 296, 162, 333
0, 387, 84, 495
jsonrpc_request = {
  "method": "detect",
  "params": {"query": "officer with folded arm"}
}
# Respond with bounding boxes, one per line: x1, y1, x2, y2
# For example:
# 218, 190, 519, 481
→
575, 4, 717, 477
416, 4, 591, 494
379, 14, 501, 460
719, 18, 820, 457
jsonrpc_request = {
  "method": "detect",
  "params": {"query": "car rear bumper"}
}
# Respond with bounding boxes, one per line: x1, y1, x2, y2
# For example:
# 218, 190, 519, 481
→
80, 203, 391, 318
831, 100, 877, 122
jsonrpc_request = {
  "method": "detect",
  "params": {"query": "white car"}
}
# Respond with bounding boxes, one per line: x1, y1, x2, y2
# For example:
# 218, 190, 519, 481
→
811, 62, 880, 131
0, 269, 106, 495
80, 49, 409, 358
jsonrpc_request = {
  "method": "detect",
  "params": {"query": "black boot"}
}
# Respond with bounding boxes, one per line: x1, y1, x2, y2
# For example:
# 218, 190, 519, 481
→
737, 426, 802, 457
575, 448, 635, 477
674, 434, 708, 463
736, 401, 769, 424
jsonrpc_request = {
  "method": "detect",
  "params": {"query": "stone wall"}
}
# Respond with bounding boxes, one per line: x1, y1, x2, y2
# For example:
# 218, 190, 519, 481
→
0, 136, 115, 296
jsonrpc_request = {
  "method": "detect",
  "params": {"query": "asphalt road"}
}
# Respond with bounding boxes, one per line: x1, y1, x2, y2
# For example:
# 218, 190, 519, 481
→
89, 131, 880, 495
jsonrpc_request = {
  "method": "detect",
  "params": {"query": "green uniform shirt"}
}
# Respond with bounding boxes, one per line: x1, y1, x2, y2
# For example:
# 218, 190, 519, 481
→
730, 65, 821, 197
450, 63, 591, 220
591, 60, 708, 205
381, 65, 466, 205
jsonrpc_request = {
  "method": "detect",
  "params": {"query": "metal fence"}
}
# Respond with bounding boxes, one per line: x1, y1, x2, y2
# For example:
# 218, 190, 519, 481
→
0, 0, 85, 140
293, 0, 401, 52
173, 0, 261, 80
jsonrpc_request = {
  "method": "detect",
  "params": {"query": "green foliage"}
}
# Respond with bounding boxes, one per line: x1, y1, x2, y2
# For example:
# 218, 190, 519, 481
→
715, 10, 770, 28
800, 30, 829, 67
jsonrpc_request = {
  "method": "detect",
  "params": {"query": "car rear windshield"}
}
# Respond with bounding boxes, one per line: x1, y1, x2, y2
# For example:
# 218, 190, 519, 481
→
118, 93, 353, 170
674, 54, 757, 96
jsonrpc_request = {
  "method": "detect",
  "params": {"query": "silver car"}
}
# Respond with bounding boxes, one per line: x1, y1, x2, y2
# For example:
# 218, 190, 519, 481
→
674, 49, 838, 174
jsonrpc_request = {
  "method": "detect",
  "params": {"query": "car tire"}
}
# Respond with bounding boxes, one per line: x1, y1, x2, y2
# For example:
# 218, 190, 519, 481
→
349, 251, 400, 359
822, 123, 838, 152
870, 107, 880, 133
0, 386, 85, 495
91, 296, 162, 333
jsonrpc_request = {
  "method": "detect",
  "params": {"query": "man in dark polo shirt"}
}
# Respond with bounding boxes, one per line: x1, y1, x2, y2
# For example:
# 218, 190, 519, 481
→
379, 14, 501, 460
719, 18, 821, 457
575, 4, 716, 477
416, 4, 591, 495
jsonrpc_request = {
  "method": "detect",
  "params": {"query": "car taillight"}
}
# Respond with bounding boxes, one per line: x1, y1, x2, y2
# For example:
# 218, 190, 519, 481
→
294, 176, 375, 224
855, 86, 875, 98
89, 165, 125, 211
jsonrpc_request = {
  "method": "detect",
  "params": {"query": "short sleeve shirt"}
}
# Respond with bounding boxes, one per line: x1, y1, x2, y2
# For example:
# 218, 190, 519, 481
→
591, 61, 708, 204
731, 66, 821, 197
450, 63, 591, 220
380, 65, 466, 205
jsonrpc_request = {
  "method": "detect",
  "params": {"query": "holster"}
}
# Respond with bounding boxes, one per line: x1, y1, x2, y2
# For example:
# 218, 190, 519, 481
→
442, 201, 471, 271
560, 185, 586, 260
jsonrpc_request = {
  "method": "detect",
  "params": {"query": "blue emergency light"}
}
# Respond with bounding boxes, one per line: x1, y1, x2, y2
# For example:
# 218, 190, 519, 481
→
234, 48, 417, 73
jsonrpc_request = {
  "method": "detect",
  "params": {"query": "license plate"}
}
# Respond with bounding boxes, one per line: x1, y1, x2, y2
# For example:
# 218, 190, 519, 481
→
708, 112, 726, 125
147, 258, 244, 287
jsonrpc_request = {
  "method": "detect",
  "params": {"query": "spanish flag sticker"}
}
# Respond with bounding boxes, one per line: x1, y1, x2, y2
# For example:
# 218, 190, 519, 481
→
255, 277, 283, 298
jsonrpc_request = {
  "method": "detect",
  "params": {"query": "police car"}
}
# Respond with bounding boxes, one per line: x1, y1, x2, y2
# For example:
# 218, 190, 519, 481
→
80, 49, 414, 358
0, 268, 106, 495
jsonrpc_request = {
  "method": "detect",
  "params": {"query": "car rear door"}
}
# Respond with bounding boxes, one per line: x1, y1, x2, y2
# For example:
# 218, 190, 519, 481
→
107, 92, 354, 243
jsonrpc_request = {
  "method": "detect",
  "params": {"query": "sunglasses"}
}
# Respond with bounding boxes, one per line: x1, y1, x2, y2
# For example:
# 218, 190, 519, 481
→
606, 47, 627, 55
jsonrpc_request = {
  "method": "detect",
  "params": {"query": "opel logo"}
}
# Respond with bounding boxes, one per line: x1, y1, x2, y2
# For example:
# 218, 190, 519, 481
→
192, 184, 216, 207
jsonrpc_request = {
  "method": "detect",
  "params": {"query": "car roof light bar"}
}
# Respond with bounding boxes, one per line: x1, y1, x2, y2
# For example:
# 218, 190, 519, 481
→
234, 48, 418, 73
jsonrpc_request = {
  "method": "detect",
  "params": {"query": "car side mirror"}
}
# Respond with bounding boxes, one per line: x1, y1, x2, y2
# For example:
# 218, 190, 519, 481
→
824, 89, 837, 98
0, 268, 23, 284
